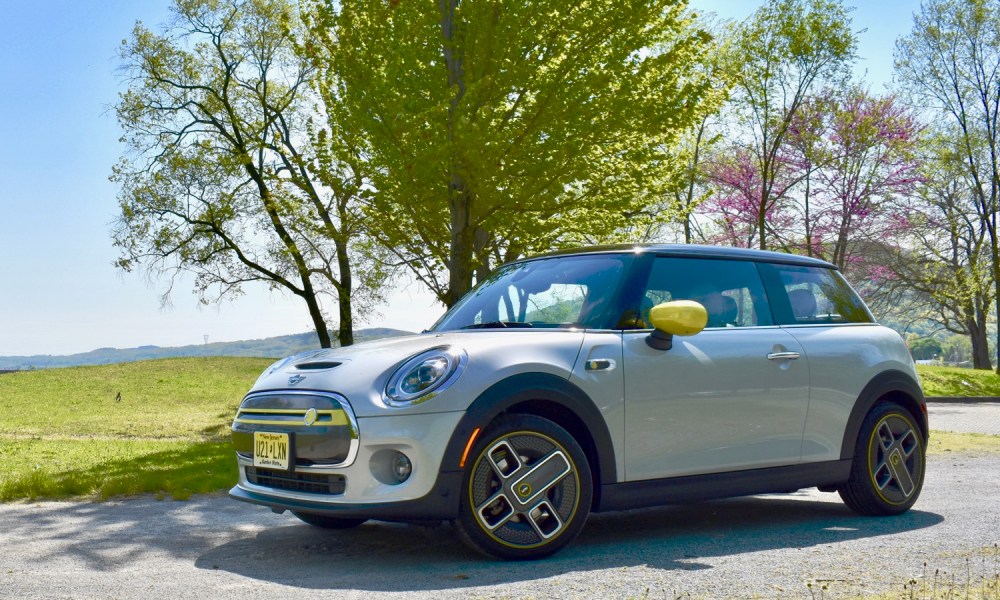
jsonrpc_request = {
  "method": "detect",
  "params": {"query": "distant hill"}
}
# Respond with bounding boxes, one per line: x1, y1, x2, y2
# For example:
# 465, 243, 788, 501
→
0, 328, 414, 370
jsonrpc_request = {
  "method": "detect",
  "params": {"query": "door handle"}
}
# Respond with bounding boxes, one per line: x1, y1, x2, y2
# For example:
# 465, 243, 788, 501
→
766, 351, 800, 361
585, 359, 616, 371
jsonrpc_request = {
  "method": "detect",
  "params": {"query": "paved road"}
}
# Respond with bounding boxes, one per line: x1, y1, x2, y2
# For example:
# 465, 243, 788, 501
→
928, 401, 1000, 435
2, 451, 998, 599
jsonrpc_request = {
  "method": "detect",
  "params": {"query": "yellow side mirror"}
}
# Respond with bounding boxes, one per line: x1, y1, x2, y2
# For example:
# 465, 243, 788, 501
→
646, 301, 707, 350
649, 300, 708, 336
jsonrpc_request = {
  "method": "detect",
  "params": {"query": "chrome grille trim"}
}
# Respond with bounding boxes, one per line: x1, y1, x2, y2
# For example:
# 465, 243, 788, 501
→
238, 390, 360, 468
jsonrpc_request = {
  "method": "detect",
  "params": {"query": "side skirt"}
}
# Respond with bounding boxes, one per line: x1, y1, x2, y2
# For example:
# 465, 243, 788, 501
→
596, 460, 852, 513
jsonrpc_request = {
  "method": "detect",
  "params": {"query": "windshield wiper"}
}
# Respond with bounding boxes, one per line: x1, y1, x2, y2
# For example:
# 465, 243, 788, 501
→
460, 321, 534, 329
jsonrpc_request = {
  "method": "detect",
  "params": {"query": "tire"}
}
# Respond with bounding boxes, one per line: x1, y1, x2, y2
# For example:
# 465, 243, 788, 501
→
292, 512, 368, 529
839, 401, 925, 516
454, 414, 593, 560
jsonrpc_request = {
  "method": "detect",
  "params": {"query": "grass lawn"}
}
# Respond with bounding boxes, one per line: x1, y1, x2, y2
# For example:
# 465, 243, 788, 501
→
0, 357, 272, 501
927, 430, 1000, 455
917, 365, 1000, 397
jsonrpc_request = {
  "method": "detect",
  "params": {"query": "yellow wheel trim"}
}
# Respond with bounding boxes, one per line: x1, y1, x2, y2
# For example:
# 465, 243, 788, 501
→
867, 412, 924, 505
468, 430, 582, 550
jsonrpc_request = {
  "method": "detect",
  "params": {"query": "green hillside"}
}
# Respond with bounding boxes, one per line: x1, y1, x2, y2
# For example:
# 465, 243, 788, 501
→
0, 357, 271, 500
917, 365, 1000, 397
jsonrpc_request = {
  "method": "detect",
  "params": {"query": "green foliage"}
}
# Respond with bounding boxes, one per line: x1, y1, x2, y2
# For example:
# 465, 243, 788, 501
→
113, 0, 389, 348
890, 54, 997, 369
307, 0, 714, 305
0, 357, 266, 500
895, 0, 1000, 372
909, 336, 944, 361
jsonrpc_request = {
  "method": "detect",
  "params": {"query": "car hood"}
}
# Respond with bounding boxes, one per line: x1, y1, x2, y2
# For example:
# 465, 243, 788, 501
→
247, 330, 587, 417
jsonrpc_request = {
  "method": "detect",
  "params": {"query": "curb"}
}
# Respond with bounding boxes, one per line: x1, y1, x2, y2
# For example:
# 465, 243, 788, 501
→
925, 396, 1000, 404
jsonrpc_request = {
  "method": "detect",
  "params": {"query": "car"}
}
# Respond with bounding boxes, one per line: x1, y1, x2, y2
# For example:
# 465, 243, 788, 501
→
229, 244, 927, 560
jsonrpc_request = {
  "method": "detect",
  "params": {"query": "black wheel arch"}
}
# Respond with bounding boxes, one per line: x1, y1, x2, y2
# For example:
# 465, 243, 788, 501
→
439, 372, 617, 509
839, 369, 927, 461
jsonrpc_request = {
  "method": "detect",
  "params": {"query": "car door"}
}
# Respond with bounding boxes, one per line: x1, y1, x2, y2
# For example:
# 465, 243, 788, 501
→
623, 256, 811, 481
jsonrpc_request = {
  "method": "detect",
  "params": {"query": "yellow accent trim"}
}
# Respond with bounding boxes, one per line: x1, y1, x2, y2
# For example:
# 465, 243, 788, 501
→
235, 409, 349, 427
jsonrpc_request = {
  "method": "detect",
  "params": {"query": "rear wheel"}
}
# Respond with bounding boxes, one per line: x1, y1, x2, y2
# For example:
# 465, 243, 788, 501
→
454, 414, 592, 560
839, 402, 925, 515
292, 512, 368, 529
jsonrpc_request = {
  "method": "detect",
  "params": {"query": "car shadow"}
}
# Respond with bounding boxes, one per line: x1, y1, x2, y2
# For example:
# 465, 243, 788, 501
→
193, 492, 944, 592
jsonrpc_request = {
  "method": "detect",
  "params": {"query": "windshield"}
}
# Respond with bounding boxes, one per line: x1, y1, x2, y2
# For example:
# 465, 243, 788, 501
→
432, 254, 633, 331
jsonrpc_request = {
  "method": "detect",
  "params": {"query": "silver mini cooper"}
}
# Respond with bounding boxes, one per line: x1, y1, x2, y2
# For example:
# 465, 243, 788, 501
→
230, 245, 927, 559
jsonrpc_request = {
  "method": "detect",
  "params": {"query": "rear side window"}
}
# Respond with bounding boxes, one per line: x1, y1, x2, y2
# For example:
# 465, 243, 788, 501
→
760, 263, 873, 325
634, 257, 774, 329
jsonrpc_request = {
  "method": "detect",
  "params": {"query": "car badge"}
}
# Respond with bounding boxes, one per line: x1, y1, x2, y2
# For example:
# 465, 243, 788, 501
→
303, 408, 318, 426
288, 374, 306, 386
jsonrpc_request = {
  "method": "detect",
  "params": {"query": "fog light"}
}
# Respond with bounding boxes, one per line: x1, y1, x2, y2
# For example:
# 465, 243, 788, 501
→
392, 452, 412, 483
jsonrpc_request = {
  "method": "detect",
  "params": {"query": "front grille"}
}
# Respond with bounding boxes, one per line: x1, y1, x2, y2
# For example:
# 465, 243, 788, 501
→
246, 466, 346, 495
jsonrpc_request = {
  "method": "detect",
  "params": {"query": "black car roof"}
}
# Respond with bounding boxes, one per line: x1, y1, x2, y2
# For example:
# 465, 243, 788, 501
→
528, 244, 837, 269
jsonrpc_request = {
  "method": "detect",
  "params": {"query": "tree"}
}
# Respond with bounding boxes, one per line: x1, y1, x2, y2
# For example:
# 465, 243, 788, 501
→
886, 133, 993, 369
794, 87, 920, 271
907, 335, 942, 361
307, 0, 713, 306
113, 0, 384, 348
725, 0, 856, 250
657, 15, 732, 244
896, 0, 1000, 372
701, 147, 798, 248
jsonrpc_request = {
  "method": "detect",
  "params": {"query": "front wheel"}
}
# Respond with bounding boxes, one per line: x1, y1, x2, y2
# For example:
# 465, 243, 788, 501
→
454, 414, 593, 560
839, 402, 925, 515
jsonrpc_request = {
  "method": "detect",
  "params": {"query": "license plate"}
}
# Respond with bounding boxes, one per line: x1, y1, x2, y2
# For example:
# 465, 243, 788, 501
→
253, 432, 290, 471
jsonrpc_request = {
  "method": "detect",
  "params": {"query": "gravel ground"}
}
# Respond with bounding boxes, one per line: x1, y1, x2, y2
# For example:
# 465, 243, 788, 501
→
2, 450, 998, 599
928, 401, 1000, 435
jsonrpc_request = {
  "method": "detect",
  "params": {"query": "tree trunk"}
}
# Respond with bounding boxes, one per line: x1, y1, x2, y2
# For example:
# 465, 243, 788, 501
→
803, 171, 812, 257
336, 237, 354, 347
302, 291, 332, 348
758, 191, 768, 250
440, 0, 475, 307
446, 188, 476, 307
968, 318, 992, 370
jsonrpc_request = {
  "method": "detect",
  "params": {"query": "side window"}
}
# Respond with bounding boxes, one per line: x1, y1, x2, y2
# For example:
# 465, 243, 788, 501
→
635, 257, 773, 329
762, 264, 873, 325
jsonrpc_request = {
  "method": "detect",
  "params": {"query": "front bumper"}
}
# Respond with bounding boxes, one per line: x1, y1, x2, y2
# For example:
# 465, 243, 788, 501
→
229, 470, 463, 521
230, 398, 466, 521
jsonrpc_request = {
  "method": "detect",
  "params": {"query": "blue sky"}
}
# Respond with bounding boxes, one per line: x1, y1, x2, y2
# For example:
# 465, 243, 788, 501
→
0, 0, 922, 356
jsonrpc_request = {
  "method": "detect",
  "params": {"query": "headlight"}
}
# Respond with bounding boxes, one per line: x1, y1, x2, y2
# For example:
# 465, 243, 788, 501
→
384, 346, 467, 406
